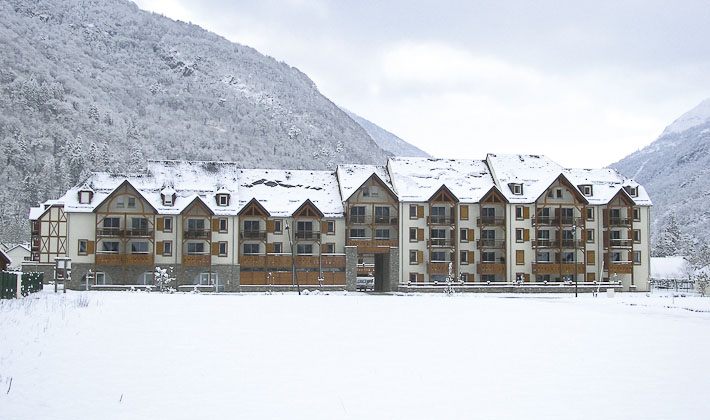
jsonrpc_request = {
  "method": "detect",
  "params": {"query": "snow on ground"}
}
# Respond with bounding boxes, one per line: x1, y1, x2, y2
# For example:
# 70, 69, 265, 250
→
1, 288, 710, 420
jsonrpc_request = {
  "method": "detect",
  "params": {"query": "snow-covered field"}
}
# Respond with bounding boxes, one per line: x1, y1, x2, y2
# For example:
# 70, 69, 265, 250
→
2, 288, 709, 420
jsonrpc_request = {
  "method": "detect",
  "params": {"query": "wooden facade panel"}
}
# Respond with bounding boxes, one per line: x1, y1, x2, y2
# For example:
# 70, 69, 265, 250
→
417, 228, 424, 241
125, 254, 154, 266
183, 255, 211, 266
477, 263, 505, 275
266, 255, 292, 266
427, 262, 451, 274
609, 263, 633, 274
240, 255, 266, 267
587, 250, 595, 265
516, 250, 525, 265
417, 205, 424, 219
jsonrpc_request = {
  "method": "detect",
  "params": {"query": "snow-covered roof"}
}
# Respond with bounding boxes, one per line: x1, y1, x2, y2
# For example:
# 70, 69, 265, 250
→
651, 256, 689, 280
236, 169, 344, 217
336, 164, 395, 202
387, 157, 495, 203
486, 153, 564, 203
0, 248, 10, 264
563, 168, 652, 206
5, 244, 31, 253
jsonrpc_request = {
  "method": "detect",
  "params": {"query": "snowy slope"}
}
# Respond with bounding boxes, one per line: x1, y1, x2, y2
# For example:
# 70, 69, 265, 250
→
611, 98, 710, 247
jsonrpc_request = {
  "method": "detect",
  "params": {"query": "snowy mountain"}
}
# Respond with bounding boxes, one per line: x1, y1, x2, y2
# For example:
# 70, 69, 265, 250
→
344, 110, 431, 158
610, 98, 710, 249
0, 0, 391, 242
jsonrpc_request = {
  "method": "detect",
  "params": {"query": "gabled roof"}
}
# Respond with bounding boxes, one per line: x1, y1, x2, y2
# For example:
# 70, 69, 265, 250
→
563, 167, 652, 206
293, 199, 325, 218
387, 157, 494, 203
336, 164, 396, 202
0, 249, 10, 265
237, 197, 271, 217
237, 169, 343, 217
427, 184, 459, 203
534, 173, 589, 204
181, 195, 215, 216
486, 153, 564, 203
93, 179, 158, 214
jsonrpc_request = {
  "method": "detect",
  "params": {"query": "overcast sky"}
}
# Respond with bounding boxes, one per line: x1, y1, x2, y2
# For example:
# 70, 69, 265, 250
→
134, 0, 710, 168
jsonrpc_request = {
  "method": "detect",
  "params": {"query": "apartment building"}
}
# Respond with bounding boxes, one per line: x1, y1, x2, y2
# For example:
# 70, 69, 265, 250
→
26, 155, 651, 292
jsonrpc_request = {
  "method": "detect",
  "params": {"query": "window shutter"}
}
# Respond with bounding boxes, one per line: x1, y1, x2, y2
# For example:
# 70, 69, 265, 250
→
417, 228, 424, 241
212, 219, 220, 232
603, 253, 610, 269
321, 221, 328, 233
417, 205, 424, 219
417, 251, 423, 264
157, 217, 164, 231
468, 251, 475, 264
156, 241, 164, 255
523, 229, 530, 241
212, 242, 219, 256
587, 272, 596, 282
603, 231, 609, 248
627, 230, 633, 239
523, 207, 530, 219
524, 273, 530, 282
418, 273, 424, 282
87, 240, 95, 254
587, 250, 595, 265
460, 205, 469, 220
321, 244, 328, 253
602, 209, 609, 225
468, 229, 475, 241
266, 243, 275, 254
516, 250, 524, 265
266, 220, 275, 233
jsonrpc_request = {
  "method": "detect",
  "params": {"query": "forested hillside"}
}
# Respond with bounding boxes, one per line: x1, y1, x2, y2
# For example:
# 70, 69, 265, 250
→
0, 0, 391, 242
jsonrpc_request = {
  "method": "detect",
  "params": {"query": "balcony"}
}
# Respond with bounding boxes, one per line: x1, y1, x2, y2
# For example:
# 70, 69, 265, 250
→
183, 254, 211, 266
185, 229, 211, 239
609, 239, 633, 248
560, 239, 585, 248
295, 230, 321, 240
266, 254, 292, 267
533, 263, 585, 274
125, 228, 153, 238
125, 254, 154, 266
240, 255, 265, 267
477, 262, 506, 275
349, 215, 367, 224
357, 264, 375, 275
477, 239, 505, 249
374, 215, 398, 225
97, 228, 123, 237
427, 216, 454, 225
295, 256, 320, 267
428, 262, 452, 274
322, 255, 346, 267
96, 253, 123, 265
477, 217, 505, 226
608, 218, 632, 227
532, 217, 558, 226
240, 230, 266, 240
428, 238, 454, 247
608, 261, 633, 274
560, 217, 584, 226
346, 238, 398, 248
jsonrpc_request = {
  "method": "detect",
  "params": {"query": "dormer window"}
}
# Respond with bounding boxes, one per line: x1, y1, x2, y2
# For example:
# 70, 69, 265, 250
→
509, 183, 523, 195
163, 195, 173, 206
217, 193, 230, 206
161, 187, 176, 207
579, 185, 593, 196
624, 186, 638, 197
78, 190, 93, 204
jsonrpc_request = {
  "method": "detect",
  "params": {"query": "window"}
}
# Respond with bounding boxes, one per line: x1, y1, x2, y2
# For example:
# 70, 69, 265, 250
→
431, 206, 447, 223
163, 241, 172, 256
325, 243, 335, 254
633, 230, 641, 243
561, 251, 574, 262
548, 190, 554, 199
116, 197, 125, 208
516, 228, 524, 242
460, 228, 468, 242
515, 206, 524, 220
101, 241, 119, 253
482, 230, 495, 239
132, 217, 148, 231
633, 251, 641, 265
537, 251, 550, 262
197, 272, 219, 285
78, 240, 88, 255
537, 207, 550, 218
374, 206, 390, 223
219, 218, 228, 232
537, 230, 550, 240
510, 183, 523, 195
556, 189, 563, 198
163, 217, 173, 232
587, 229, 595, 243
537, 274, 550, 282
460, 273, 468, 282
162, 194, 173, 206
350, 206, 366, 223
243, 220, 259, 231
580, 185, 593, 196
297, 221, 313, 233
363, 187, 370, 197
460, 251, 468, 264
273, 243, 283, 253
610, 252, 621, 262
274, 220, 283, 233
297, 244, 313, 255
409, 204, 417, 219
95, 272, 106, 285
187, 242, 205, 254
189, 219, 206, 231
561, 230, 574, 241
482, 274, 496, 282
350, 228, 366, 239
586, 208, 594, 221
431, 228, 446, 241
218, 194, 229, 206
482, 251, 496, 263
218, 242, 228, 256
633, 208, 641, 221
326, 220, 335, 234
131, 241, 149, 254
375, 229, 390, 240
409, 251, 418, 264
432, 251, 448, 262
409, 227, 417, 241
128, 197, 136, 208
79, 191, 91, 204
243, 243, 259, 255
624, 186, 638, 197
409, 273, 418, 283
103, 217, 120, 228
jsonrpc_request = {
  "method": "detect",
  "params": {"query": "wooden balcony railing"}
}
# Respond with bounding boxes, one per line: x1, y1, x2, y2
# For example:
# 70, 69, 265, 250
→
477, 263, 506, 274
477, 217, 505, 226
125, 228, 153, 238
240, 255, 265, 267
183, 254, 211, 266
322, 255, 346, 267
608, 218, 632, 227
608, 261, 633, 274
97, 228, 123, 237
295, 256, 320, 267
266, 254, 292, 267
477, 239, 505, 249
96, 253, 123, 265
346, 238, 398, 248
609, 239, 633, 247
428, 262, 452, 274
532, 263, 585, 274
125, 254, 154, 266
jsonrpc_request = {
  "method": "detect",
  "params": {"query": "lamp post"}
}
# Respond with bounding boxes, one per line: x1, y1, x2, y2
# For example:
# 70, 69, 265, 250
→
285, 221, 300, 295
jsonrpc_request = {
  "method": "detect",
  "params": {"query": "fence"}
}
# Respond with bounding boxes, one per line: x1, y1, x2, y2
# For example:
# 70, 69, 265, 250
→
1, 271, 44, 299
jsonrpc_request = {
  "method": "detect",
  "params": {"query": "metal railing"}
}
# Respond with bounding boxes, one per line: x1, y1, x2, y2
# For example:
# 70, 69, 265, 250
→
477, 216, 505, 226
477, 239, 505, 249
